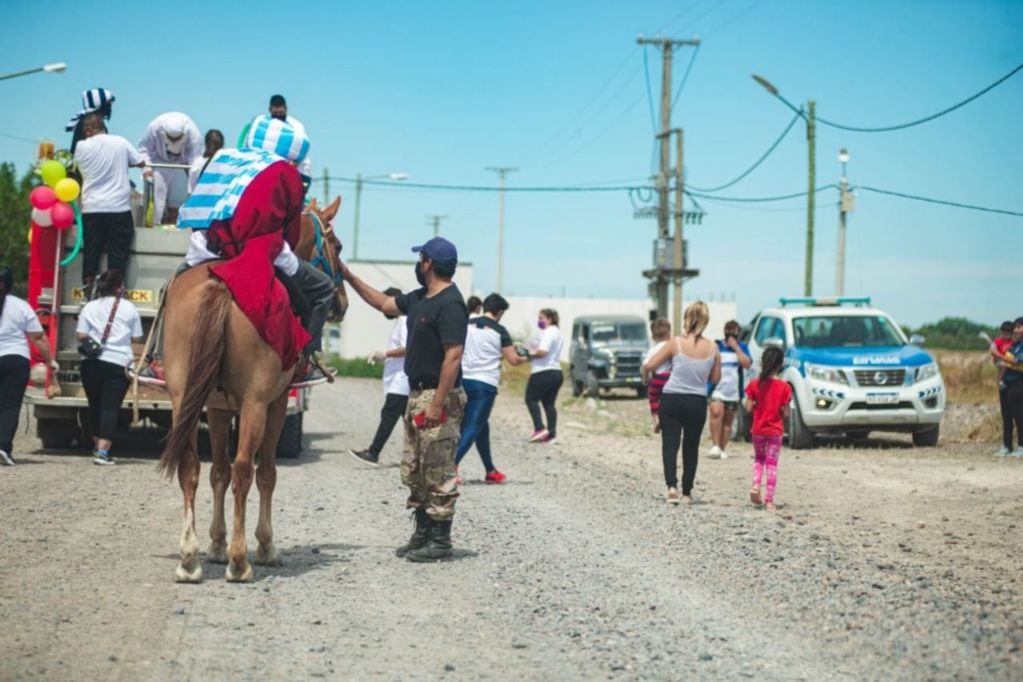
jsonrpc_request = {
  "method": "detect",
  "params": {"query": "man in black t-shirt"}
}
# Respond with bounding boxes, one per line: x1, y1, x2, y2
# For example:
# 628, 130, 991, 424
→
340, 237, 468, 562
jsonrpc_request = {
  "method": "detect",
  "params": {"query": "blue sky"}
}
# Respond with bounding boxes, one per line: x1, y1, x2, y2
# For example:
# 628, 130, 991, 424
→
1, 0, 1020, 327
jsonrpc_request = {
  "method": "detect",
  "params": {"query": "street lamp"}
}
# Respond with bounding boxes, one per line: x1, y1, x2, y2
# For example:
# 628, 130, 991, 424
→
835, 148, 854, 296
352, 171, 407, 260
752, 73, 816, 296
0, 62, 67, 82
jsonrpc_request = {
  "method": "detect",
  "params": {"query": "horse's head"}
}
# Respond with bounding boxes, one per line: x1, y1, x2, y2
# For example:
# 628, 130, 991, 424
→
300, 197, 349, 322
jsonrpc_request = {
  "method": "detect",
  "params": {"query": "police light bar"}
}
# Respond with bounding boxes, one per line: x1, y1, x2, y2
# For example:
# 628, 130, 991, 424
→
779, 296, 871, 307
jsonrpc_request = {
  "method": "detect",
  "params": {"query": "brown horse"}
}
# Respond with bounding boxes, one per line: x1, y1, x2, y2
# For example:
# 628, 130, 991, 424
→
157, 198, 346, 583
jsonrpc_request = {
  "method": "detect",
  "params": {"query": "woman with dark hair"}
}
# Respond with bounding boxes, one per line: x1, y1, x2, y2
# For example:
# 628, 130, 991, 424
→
525, 308, 564, 444
75, 270, 143, 465
993, 317, 1023, 458
0, 267, 59, 466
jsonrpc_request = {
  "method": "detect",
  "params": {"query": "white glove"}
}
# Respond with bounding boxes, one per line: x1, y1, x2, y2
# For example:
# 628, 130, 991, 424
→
367, 351, 386, 365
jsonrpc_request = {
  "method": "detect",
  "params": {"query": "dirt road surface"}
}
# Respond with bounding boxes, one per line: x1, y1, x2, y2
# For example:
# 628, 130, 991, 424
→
2, 377, 1021, 680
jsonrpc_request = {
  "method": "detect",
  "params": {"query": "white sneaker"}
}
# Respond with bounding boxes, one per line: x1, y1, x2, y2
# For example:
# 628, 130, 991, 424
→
0, 450, 14, 466
708, 445, 722, 459
92, 452, 116, 466
1014, 447, 1023, 459
719, 449, 728, 460
994, 446, 1011, 457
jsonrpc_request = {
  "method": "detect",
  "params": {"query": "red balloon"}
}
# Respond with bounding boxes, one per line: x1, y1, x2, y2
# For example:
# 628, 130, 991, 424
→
51, 201, 75, 230
30, 185, 57, 211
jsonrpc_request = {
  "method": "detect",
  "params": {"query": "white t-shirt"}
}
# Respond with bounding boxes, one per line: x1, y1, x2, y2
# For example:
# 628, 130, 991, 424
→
643, 340, 672, 374
183, 230, 298, 276
74, 133, 144, 213
530, 325, 563, 374
462, 315, 514, 387
382, 316, 409, 396
0, 296, 43, 360
76, 296, 143, 367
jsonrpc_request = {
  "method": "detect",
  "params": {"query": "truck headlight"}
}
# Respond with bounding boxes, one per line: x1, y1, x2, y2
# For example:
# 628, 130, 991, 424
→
915, 363, 939, 383
806, 364, 848, 385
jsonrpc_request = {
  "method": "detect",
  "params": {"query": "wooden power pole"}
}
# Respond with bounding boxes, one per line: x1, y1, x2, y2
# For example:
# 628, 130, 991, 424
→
486, 166, 518, 293
637, 35, 699, 318
426, 214, 448, 237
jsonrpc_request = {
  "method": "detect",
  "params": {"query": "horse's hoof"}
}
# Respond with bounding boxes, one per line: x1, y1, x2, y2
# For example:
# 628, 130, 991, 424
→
254, 545, 281, 566
174, 563, 203, 583
207, 543, 229, 564
225, 562, 253, 583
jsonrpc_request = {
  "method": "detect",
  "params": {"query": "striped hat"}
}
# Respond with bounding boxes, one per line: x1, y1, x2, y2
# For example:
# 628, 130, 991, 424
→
65, 88, 115, 131
242, 115, 310, 163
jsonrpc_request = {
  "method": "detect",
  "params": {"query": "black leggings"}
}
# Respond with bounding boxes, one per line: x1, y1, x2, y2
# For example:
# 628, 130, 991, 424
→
526, 370, 563, 437
80, 359, 129, 442
369, 392, 409, 456
0, 355, 30, 455
659, 393, 707, 494
1006, 382, 1023, 450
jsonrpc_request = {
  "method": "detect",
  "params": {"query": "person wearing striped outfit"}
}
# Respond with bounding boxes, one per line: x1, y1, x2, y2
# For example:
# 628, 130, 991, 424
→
642, 318, 672, 433
67, 88, 115, 155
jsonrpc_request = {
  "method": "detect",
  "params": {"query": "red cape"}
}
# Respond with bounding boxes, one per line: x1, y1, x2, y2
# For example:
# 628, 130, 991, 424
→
206, 161, 310, 370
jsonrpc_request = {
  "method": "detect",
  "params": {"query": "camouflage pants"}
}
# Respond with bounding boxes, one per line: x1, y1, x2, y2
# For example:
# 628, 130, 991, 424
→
402, 388, 466, 520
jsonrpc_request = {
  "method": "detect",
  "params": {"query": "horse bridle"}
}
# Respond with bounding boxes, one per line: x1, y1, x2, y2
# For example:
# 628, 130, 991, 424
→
302, 210, 344, 289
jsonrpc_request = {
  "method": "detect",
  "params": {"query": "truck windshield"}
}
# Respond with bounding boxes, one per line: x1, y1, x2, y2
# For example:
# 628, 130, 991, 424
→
792, 315, 904, 348
591, 323, 646, 343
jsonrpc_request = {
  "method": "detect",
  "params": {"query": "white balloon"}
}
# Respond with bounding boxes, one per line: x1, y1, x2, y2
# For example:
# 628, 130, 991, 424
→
31, 207, 53, 227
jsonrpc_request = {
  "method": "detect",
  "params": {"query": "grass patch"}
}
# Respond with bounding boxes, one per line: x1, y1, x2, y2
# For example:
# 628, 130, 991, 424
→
327, 356, 383, 379
934, 350, 999, 405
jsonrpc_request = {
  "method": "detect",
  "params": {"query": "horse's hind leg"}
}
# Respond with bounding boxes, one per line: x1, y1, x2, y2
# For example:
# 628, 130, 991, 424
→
255, 395, 288, 566
206, 408, 233, 564
225, 400, 266, 582
174, 428, 202, 583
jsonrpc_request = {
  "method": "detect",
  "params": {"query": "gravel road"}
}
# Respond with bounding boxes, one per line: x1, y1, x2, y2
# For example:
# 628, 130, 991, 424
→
2, 377, 1021, 680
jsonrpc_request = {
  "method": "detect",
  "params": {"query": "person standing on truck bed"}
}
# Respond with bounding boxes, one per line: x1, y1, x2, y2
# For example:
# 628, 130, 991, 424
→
139, 112, 202, 225
66, 87, 115, 156
74, 113, 147, 298
0, 267, 59, 466
236, 95, 313, 195
339, 237, 468, 562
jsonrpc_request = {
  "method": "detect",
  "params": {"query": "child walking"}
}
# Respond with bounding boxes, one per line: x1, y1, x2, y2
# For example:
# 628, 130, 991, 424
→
743, 347, 792, 512
642, 318, 672, 433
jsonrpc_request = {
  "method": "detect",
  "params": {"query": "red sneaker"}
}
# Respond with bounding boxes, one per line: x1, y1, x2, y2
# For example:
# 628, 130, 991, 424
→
485, 469, 507, 485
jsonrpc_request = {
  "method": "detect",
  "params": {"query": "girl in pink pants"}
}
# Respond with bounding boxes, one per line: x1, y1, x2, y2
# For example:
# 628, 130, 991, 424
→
743, 347, 792, 512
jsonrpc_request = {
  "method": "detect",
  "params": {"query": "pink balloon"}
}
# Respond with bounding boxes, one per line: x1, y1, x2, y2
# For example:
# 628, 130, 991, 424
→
30, 185, 57, 211
31, 207, 53, 227
50, 201, 75, 230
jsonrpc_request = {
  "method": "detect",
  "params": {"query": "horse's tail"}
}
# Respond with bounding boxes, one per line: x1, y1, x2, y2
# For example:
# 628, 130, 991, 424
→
157, 279, 233, 479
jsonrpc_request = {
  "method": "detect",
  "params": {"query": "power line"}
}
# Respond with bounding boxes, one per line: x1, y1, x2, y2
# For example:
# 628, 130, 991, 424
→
0, 131, 37, 143
769, 63, 1023, 133
701, 0, 765, 38
643, 48, 657, 133
322, 176, 648, 193
688, 109, 802, 192
687, 185, 838, 203
855, 185, 1023, 218
670, 44, 700, 110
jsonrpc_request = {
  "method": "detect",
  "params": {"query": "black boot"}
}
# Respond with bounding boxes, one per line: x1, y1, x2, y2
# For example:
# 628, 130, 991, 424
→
406, 518, 453, 562
394, 507, 430, 557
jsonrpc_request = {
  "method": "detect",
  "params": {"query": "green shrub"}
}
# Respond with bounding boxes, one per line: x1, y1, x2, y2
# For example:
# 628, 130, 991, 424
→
327, 356, 383, 379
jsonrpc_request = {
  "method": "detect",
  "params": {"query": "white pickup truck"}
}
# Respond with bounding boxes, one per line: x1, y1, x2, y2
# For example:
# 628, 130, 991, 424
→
738, 297, 945, 448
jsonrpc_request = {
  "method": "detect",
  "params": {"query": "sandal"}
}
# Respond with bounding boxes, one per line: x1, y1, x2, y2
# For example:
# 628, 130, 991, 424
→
749, 488, 762, 505
666, 488, 680, 505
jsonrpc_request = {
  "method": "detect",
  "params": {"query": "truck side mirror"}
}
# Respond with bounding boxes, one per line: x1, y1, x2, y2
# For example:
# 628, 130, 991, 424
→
764, 336, 786, 351
909, 334, 925, 346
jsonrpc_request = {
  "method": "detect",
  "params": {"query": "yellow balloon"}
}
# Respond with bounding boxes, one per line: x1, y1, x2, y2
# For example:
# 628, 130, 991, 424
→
54, 177, 80, 202
27, 228, 32, 245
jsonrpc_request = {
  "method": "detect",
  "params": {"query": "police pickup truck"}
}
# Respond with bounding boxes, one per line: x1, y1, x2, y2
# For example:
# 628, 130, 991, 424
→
740, 297, 945, 448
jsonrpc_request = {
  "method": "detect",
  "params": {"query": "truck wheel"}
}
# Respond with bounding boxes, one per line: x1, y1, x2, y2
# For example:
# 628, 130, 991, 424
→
37, 418, 79, 449
912, 425, 940, 447
585, 371, 600, 398
571, 371, 583, 397
635, 386, 648, 399
787, 396, 815, 450
276, 413, 303, 459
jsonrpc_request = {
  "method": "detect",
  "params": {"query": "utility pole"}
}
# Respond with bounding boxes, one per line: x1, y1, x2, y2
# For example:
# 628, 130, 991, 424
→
353, 172, 363, 260
486, 166, 517, 293
426, 214, 448, 237
637, 35, 699, 317
322, 167, 329, 206
835, 148, 853, 296
805, 99, 816, 296
672, 128, 684, 335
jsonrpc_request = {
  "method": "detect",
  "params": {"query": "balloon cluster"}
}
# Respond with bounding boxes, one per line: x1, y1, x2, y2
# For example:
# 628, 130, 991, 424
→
30, 160, 80, 230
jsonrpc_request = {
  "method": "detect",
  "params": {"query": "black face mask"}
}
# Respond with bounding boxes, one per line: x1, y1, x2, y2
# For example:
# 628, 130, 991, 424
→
415, 261, 427, 286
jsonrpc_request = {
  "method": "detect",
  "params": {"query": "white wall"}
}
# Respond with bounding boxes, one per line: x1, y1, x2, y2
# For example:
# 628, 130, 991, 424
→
333, 260, 474, 359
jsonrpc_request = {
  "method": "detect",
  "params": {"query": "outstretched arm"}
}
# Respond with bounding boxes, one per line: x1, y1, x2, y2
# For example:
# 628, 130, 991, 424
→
338, 262, 401, 317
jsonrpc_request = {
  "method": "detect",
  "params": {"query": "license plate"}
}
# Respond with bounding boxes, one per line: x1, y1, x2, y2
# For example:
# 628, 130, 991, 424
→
866, 393, 899, 405
626, 377, 639, 383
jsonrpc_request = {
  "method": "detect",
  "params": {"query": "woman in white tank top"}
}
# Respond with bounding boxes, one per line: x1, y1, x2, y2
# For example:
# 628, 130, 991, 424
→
641, 302, 721, 504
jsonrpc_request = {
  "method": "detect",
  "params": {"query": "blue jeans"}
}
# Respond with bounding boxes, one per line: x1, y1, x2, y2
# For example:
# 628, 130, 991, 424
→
455, 379, 498, 471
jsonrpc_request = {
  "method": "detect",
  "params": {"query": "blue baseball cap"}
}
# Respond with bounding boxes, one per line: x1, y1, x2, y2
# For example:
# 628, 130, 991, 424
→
411, 237, 458, 266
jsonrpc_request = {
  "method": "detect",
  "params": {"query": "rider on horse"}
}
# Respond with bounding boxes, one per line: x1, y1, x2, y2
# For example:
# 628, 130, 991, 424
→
142, 116, 335, 384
